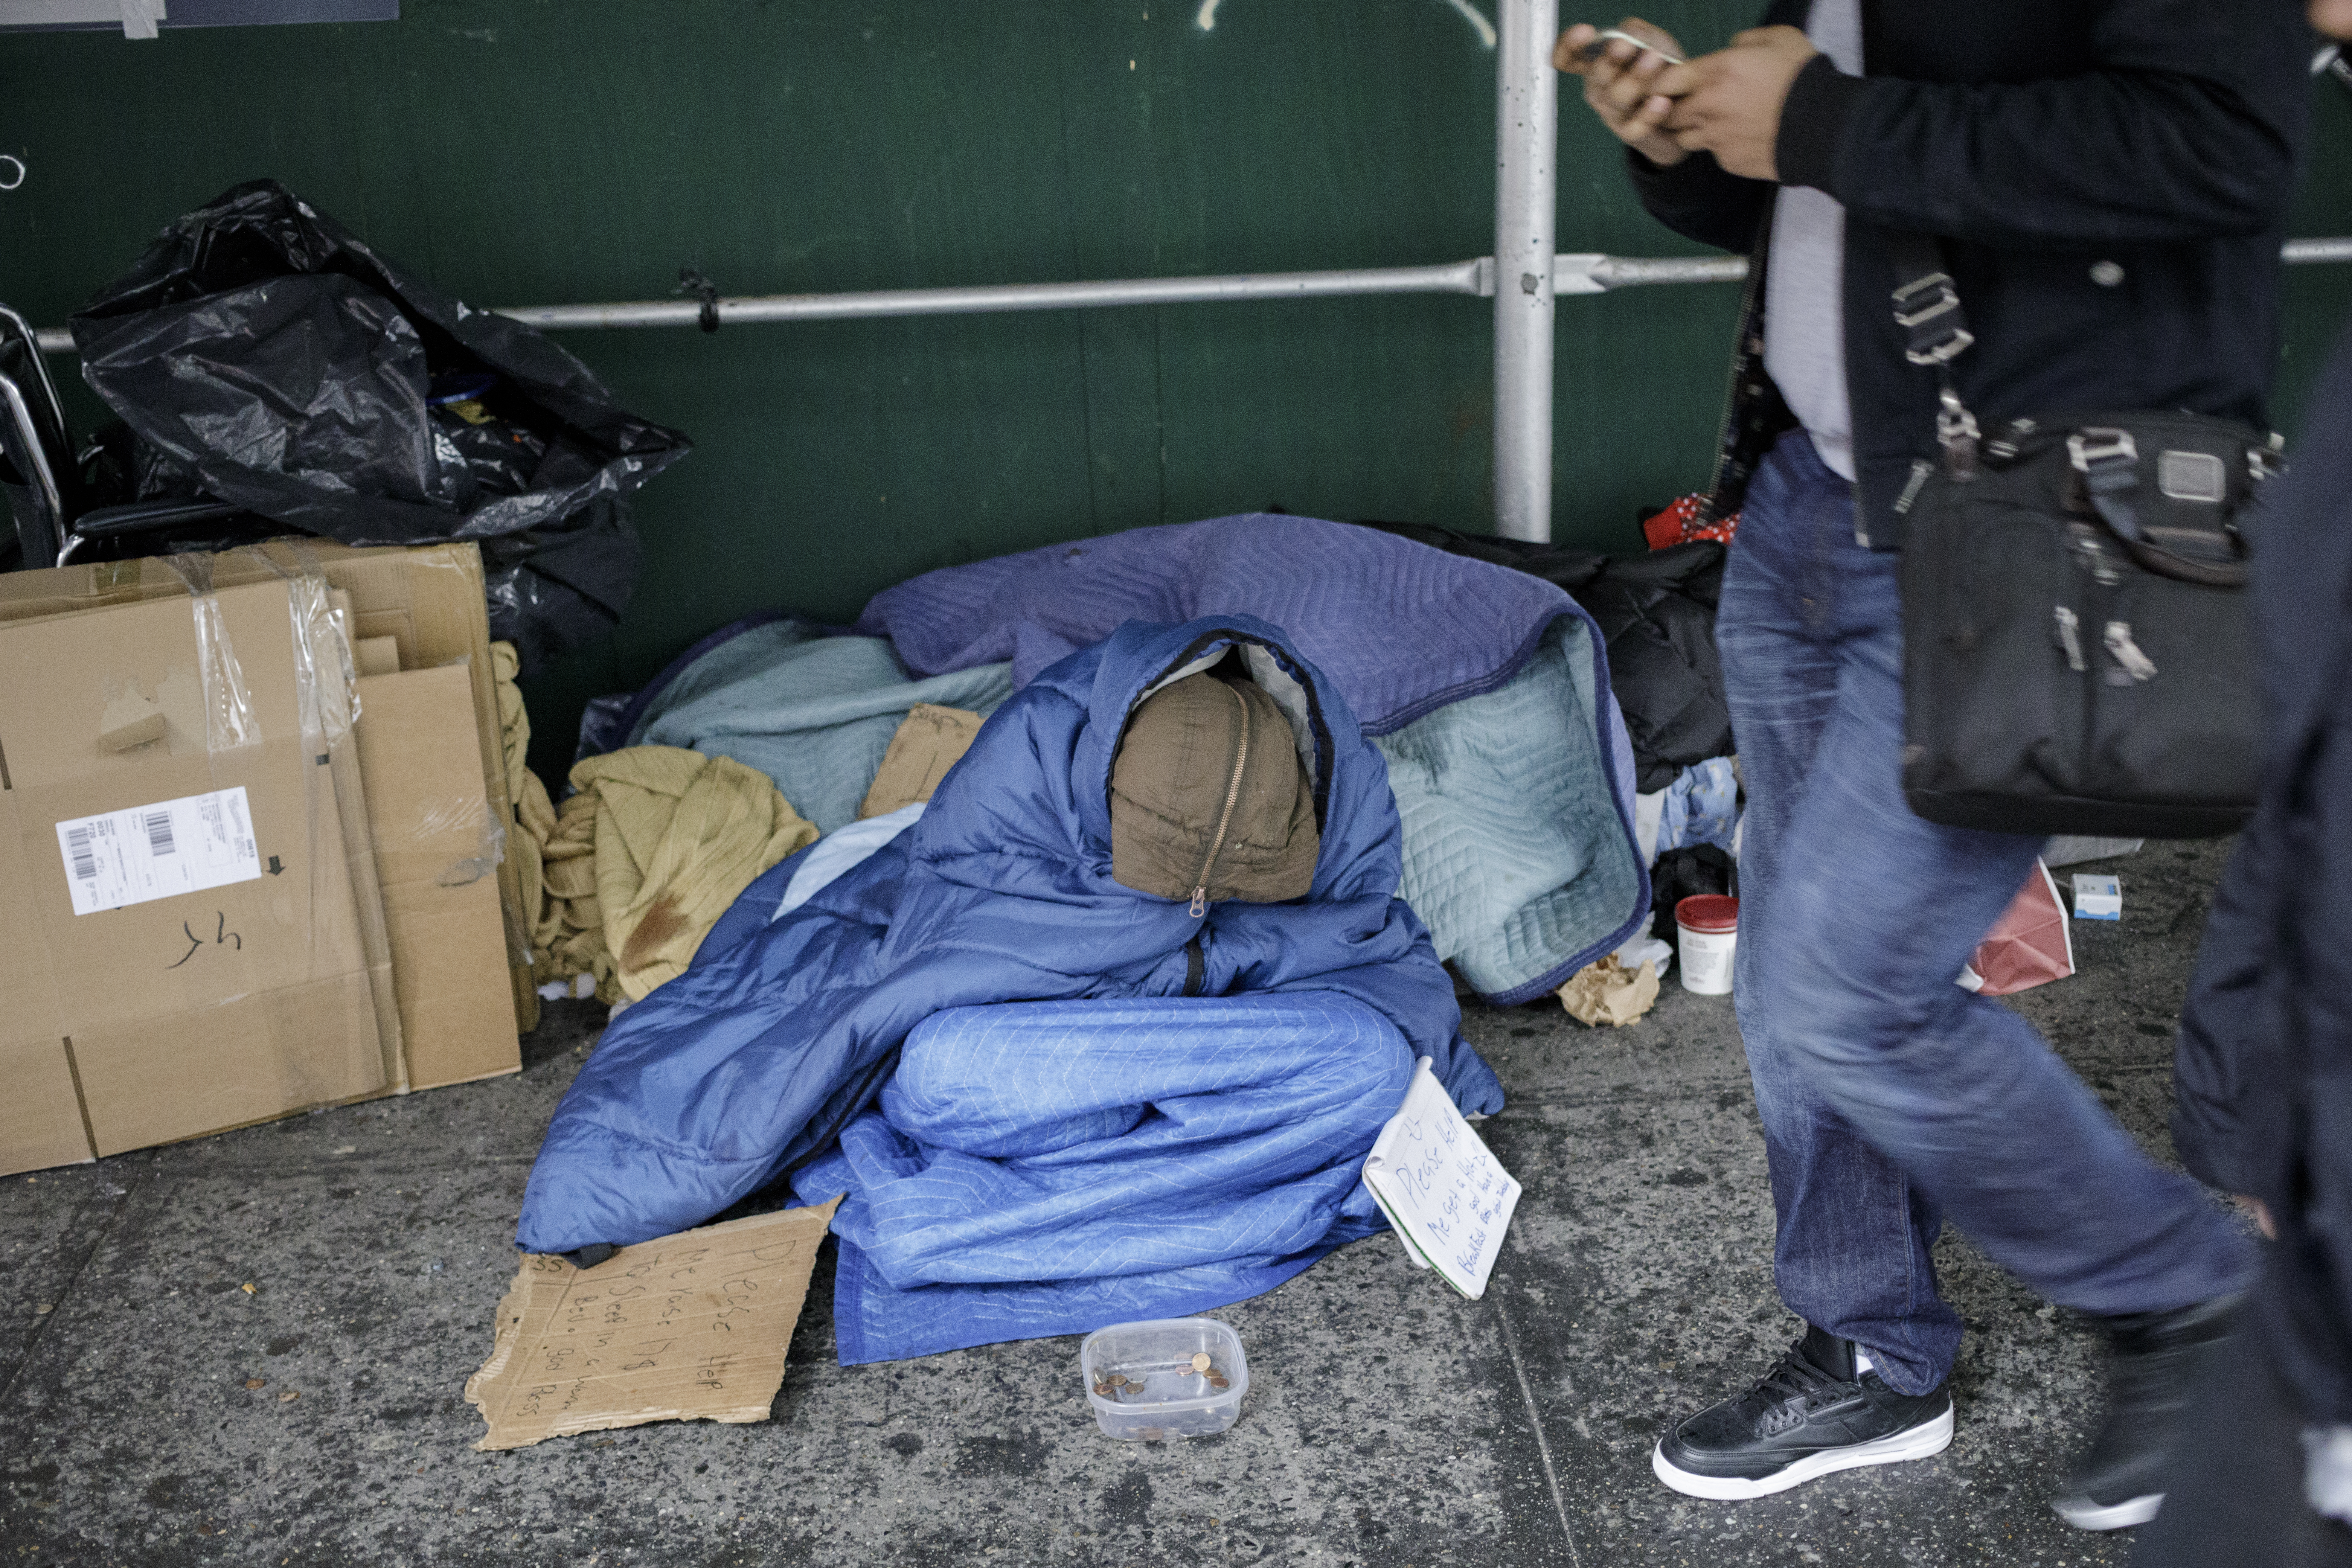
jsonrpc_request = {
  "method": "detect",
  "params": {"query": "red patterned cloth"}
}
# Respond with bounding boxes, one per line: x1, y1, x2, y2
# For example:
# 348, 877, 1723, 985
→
1642, 494, 1740, 550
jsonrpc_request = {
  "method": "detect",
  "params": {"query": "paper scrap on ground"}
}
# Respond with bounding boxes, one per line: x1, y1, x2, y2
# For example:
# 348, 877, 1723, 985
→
1959, 860, 2075, 996
465, 1199, 839, 1451
1557, 953, 1660, 1026
1361, 1057, 1521, 1300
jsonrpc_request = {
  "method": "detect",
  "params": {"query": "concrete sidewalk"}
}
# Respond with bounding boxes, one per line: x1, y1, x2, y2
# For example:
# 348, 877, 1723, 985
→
1, 842, 2233, 1566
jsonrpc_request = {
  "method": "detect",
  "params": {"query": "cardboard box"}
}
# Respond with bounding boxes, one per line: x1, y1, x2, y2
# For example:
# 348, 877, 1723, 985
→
353, 667, 518, 1092
2072, 873, 2123, 921
0, 539, 540, 1036
0, 544, 527, 1175
0, 579, 389, 1166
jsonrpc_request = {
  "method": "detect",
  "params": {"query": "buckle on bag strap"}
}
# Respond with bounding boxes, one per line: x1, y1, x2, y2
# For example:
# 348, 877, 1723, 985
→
2069, 428, 2150, 548
1889, 237, 1982, 481
1893, 273, 1974, 365
2068, 428, 2138, 474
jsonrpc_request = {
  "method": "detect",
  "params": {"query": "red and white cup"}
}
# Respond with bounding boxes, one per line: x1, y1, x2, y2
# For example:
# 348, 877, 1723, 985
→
1674, 894, 1740, 995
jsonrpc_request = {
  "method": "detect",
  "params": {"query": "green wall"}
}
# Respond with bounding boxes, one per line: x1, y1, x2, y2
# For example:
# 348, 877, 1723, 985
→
2, 0, 2347, 778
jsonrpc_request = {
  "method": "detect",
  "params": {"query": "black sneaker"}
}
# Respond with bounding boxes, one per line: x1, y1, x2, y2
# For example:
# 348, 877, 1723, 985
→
2051, 1292, 2241, 1531
1653, 1325, 1954, 1500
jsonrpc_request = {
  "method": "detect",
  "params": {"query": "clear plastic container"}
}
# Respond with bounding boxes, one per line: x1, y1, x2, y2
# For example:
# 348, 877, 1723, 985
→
1078, 1317, 1248, 1441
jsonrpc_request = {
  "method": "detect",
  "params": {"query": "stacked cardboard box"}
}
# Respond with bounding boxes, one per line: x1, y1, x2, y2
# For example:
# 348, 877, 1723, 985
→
0, 542, 530, 1175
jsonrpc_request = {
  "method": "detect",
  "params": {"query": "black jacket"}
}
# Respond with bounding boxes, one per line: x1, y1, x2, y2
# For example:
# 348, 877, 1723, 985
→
1629, 0, 2312, 548
2175, 325, 2352, 1429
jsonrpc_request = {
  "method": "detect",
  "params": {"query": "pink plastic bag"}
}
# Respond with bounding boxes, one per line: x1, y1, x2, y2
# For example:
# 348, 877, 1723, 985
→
1958, 860, 2075, 997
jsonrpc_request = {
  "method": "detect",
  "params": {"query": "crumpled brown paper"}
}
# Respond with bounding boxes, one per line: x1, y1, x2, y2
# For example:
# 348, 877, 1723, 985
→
1556, 955, 1660, 1027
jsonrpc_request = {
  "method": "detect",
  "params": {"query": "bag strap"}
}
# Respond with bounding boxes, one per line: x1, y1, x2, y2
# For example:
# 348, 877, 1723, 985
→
2067, 427, 2251, 587
1889, 236, 2266, 585
1886, 233, 1982, 477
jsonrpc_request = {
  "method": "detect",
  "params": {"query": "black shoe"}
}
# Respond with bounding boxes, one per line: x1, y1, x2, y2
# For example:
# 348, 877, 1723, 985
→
1653, 1325, 1954, 1500
2051, 1292, 2241, 1531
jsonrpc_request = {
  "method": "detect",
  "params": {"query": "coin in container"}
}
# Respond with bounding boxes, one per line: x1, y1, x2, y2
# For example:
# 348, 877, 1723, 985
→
1190, 1352, 1212, 1373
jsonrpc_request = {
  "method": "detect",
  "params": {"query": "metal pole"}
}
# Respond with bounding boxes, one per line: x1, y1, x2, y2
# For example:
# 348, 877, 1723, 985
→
1558, 253, 1753, 292
1492, 0, 1559, 543
30, 239, 2352, 354
500, 260, 1494, 331
30, 261, 1496, 354
2285, 236, 2352, 265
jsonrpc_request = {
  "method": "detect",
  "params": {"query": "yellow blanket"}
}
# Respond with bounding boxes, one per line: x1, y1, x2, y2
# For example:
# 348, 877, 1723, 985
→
572, 747, 816, 1000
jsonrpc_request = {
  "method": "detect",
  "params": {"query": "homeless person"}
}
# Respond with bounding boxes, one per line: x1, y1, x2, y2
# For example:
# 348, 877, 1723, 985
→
518, 614, 1504, 1362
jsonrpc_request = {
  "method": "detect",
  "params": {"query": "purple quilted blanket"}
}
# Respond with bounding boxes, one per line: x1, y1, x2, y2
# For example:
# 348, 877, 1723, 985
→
857, 514, 1577, 736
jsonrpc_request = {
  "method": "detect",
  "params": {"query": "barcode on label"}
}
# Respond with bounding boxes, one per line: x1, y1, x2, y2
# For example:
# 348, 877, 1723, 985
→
55, 786, 261, 916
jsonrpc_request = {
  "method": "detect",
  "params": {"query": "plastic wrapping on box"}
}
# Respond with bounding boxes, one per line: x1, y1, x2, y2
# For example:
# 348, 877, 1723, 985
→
69, 180, 691, 667
159, 552, 261, 754
429, 799, 506, 890
197, 544, 405, 1080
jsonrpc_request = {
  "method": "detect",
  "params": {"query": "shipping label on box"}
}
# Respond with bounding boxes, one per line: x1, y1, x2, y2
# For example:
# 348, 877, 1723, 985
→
54, 786, 262, 916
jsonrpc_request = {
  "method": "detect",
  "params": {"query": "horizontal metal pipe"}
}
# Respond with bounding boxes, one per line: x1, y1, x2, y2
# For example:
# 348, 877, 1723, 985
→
38, 260, 1492, 351
34, 238, 2352, 352
1557, 252, 1751, 293
504, 259, 1494, 333
2286, 236, 2352, 265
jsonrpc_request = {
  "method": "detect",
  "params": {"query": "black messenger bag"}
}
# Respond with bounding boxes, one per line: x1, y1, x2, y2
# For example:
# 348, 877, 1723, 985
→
1889, 239, 2279, 839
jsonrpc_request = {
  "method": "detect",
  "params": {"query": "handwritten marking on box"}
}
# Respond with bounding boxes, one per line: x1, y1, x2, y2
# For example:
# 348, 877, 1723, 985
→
464, 1198, 840, 1451
1361, 1057, 1521, 1300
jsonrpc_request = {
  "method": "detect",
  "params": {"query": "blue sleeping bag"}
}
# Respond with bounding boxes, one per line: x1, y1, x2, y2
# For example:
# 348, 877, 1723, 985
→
802, 995, 1414, 1363
517, 617, 1503, 1321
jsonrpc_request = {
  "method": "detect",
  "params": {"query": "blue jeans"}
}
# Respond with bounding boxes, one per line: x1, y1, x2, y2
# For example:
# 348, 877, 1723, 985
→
1716, 432, 2254, 1396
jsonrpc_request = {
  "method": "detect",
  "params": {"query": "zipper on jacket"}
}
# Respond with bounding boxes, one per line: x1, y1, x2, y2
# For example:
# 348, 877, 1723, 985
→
1188, 683, 1251, 918
1182, 937, 1205, 995
2053, 606, 2086, 672
1892, 459, 1934, 517
2104, 621, 2158, 683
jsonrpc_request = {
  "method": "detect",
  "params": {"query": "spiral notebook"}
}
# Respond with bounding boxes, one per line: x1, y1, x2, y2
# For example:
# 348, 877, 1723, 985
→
1360, 1057, 1521, 1300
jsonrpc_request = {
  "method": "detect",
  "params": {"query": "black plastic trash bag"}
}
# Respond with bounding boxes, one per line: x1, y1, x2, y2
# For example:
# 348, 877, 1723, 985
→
69, 179, 690, 667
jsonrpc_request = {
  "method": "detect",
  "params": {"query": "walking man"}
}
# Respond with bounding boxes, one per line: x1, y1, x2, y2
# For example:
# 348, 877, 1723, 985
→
1558, 1, 2309, 1527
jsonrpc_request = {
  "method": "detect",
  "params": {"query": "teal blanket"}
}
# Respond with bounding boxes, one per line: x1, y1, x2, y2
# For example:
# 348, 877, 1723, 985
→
1375, 618, 1640, 999
624, 621, 1014, 833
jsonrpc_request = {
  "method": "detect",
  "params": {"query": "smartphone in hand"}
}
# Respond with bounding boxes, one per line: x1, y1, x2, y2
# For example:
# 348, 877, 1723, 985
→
1576, 27, 1685, 66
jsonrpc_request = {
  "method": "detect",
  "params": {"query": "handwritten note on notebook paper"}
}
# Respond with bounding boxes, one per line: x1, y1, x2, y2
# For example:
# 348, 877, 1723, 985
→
465, 1198, 839, 1451
1360, 1057, 1521, 1300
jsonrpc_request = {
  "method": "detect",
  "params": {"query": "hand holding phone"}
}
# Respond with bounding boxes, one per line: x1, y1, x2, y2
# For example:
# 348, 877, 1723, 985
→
1575, 27, 1685, 66
1553, 20, 1692, 168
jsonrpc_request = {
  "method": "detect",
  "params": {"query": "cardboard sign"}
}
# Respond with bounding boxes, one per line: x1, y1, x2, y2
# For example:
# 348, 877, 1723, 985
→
1361, 1058, 1520, 1300
465, 1199, 840, 1451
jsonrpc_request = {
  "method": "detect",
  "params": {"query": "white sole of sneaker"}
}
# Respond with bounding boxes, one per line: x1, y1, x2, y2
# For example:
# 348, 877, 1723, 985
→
2050, 1491, 2163, 1531
1650, 1405, 1956, 1501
